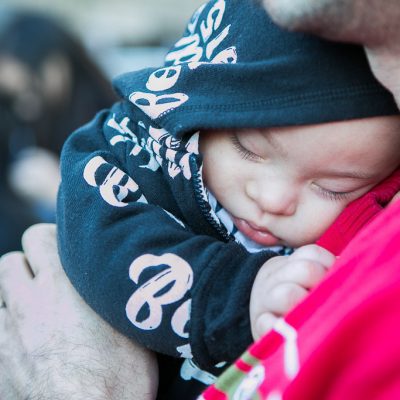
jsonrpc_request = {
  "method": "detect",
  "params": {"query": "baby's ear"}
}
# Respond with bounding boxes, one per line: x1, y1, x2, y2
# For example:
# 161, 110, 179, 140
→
40, 53, 72, 104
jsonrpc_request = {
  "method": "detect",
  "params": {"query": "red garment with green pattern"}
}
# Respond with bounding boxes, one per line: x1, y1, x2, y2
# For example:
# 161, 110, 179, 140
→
201, 198, 400, 399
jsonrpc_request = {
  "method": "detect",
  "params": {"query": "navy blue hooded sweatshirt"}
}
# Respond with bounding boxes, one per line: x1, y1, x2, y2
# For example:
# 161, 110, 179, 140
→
57, 0, 398, 391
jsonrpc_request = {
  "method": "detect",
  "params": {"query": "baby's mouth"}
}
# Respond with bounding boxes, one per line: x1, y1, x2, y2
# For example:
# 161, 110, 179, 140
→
232, 217, 280, 246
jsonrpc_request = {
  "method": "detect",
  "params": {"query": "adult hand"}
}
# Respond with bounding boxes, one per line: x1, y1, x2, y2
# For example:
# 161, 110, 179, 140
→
0, 223, 157, 400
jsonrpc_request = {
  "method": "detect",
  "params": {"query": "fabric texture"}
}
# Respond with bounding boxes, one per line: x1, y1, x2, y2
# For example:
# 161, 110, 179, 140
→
114, 0, 398, 138
58, 105, 274, 399
57, 0, 399, 398
200, 199, 400, 400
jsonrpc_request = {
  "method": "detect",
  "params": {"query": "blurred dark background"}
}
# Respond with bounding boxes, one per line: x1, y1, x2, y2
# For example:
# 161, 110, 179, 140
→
0, 0, 203, 254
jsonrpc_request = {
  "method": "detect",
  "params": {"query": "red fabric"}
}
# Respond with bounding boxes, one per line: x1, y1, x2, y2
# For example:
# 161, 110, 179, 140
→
316, 168, 400, 255
203, 387, 227, 400
202, 198, 400, 399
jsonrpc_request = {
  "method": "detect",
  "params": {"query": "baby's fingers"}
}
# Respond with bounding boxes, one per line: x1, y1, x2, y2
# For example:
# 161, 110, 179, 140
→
262, 282, 307, 316
291, 244, 336, 269
252, 283, 307, 340
252, 312, 278, 340
277, 258, 329, 289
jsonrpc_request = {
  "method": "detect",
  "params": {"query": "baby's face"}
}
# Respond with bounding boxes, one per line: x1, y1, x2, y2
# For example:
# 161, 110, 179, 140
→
200, 115, 400, 247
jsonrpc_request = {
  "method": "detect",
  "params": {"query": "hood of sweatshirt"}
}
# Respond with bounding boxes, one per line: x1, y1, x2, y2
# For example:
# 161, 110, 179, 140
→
112, 0, 398, 140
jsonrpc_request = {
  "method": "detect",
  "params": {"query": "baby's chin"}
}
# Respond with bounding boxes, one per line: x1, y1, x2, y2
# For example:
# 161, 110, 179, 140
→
281, 234, 321, 249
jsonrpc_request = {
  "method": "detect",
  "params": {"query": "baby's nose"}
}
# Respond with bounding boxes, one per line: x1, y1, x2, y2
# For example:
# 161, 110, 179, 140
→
246, 179, 296, 216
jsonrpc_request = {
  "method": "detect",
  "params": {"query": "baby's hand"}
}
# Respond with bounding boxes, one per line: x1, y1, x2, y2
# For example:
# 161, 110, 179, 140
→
250, 245, 336, 340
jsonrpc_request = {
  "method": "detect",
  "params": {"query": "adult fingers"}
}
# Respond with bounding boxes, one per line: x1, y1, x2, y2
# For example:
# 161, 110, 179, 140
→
21, 223, 60, 279
0, 252, 33, 309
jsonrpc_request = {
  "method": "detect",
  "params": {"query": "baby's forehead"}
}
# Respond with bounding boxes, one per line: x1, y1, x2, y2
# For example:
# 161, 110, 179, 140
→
260, 114, 400, 141
242, 116, 400, 167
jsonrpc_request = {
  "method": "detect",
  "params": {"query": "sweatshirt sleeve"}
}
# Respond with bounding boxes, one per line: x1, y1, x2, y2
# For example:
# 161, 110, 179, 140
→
57, 106, 276, 370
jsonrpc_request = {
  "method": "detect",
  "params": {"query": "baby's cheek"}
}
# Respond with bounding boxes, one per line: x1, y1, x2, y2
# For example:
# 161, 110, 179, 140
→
290, 201, 344, 247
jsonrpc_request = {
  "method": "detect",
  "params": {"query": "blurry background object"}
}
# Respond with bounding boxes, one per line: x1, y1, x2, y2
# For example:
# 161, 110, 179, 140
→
0, 0, 205, 76
0, 10, 118, 156
0, 90, 40, 255
0, 10, 118, 255
0, 0, 204, 253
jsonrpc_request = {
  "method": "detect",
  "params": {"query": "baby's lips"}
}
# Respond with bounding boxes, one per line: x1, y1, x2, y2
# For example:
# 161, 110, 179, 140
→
233, 217, 280, 246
